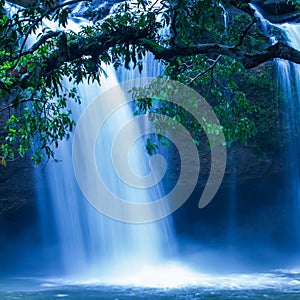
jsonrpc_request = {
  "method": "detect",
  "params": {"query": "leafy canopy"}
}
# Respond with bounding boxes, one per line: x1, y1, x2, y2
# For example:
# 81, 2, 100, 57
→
0, 0, 299, 165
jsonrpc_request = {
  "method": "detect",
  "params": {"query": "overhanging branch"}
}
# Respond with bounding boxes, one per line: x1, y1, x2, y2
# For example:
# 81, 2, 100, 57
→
20, 26, 300, 80
242, 42, 300, 68
138, 39, 300, 69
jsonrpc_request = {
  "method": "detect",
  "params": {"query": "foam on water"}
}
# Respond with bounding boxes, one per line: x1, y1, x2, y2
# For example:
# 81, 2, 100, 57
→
31, 265, 300, 290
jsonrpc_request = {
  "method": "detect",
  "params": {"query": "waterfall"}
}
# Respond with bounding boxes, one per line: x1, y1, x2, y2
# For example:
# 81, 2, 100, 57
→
35, 17, 175, 280
249, 4, 300, 252
275, 23, 300, 248
219, 3, 228, 31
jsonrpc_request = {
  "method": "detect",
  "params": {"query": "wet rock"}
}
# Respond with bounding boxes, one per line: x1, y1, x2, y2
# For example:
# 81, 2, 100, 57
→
70, 0, 124, 22
253, 0, 300, 23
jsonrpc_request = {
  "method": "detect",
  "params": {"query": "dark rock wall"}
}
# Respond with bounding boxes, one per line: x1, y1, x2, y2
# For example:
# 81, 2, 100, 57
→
253, 0, 300, 23
0, 158, 35, 217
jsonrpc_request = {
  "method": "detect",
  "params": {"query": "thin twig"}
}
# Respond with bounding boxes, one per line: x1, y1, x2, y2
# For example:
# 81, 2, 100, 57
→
22, 30, 61, 55
0, 98, 43, 112
189, 55, 222, 84
149, 0, 160, 11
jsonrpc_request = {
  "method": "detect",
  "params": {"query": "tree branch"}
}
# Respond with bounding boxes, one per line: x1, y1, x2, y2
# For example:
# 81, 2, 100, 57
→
242, 42, 300, 68
0, 98, 35, 112
22, 31, 62, 55
189, 55, 222, 84
13, 0, 91, 68
138, 39, 300, 69
11, 24, 300, 85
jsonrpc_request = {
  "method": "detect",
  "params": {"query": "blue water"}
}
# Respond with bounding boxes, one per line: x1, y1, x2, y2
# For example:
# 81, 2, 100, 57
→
2, 6, 300, 300
1, 269, 300, 299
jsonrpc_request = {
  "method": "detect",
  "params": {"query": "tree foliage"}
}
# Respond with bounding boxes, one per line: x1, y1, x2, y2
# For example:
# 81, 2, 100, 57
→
0, 0, 299, 165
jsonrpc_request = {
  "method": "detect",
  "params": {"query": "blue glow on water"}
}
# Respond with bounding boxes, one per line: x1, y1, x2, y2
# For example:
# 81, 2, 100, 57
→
2, 268, 300, 299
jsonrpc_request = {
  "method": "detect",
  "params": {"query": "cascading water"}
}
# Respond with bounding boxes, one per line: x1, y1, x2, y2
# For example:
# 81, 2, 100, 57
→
249, 4, 300, 254
5, 2, 300, 298
35, 17, 176, 281
275, 23, 300, 249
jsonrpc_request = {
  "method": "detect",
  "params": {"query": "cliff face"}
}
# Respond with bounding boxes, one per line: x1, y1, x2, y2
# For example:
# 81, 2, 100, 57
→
0, 106, 36, 217
0, 158, 35, 217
